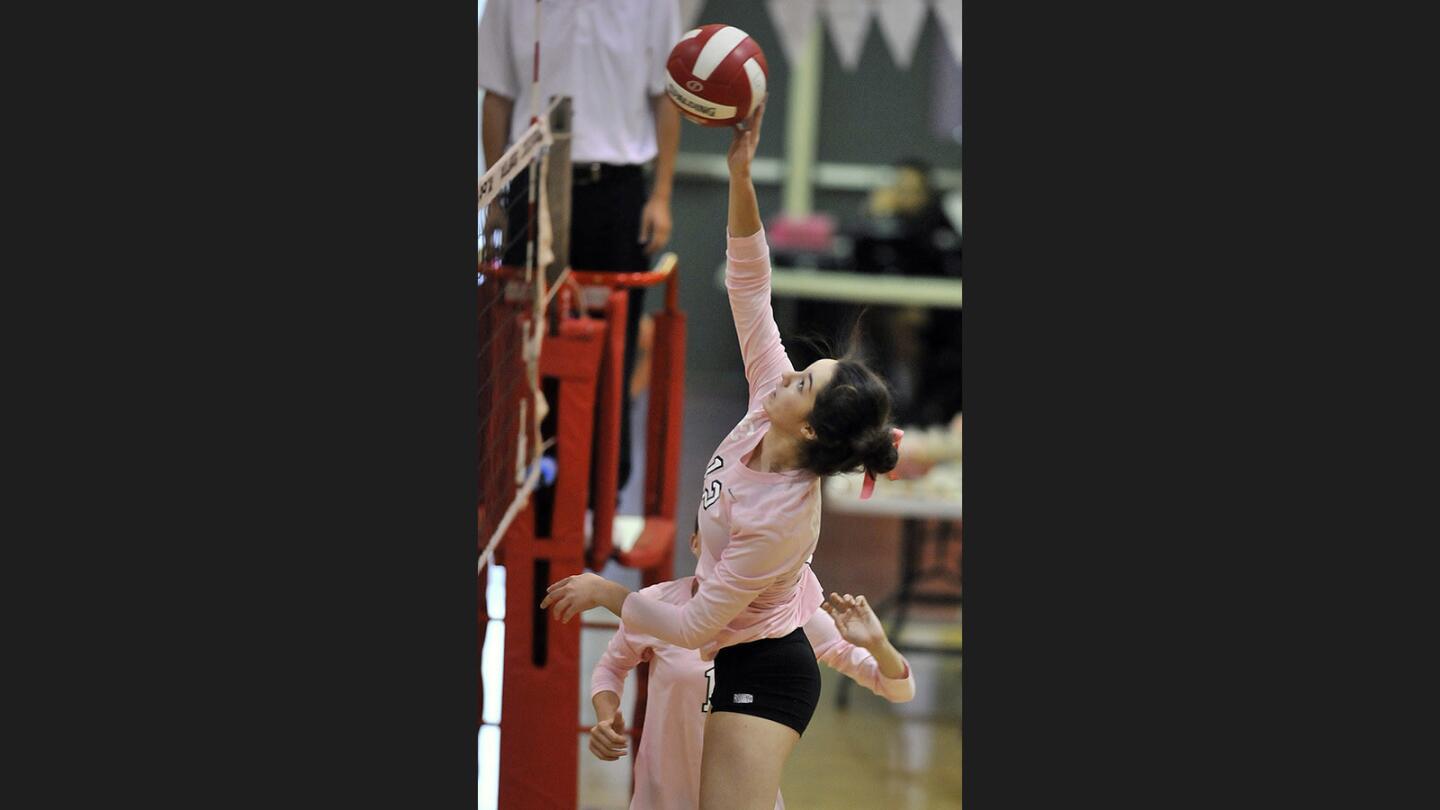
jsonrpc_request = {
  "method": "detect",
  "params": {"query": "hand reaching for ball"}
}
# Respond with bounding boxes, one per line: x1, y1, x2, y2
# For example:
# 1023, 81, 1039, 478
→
727, 98, 766, 176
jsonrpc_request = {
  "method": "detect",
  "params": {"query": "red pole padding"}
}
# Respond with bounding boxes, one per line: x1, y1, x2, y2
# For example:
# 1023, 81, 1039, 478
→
497, 320, 604, 810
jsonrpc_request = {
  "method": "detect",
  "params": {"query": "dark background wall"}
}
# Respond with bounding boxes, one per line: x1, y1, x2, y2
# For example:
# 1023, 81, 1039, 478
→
658, 6, 961, 380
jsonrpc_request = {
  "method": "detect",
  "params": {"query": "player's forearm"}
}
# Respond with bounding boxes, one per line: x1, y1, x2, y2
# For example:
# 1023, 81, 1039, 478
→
728, 173, 762, 239
481, 93, 514, 170
592, 690, 621, 721
865, 639, 909, 680
650, 97, 680, 202
594, 578, 631, 619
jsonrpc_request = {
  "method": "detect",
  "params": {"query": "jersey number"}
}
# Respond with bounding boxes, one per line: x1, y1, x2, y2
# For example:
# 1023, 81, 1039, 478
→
701, 480, 721, 510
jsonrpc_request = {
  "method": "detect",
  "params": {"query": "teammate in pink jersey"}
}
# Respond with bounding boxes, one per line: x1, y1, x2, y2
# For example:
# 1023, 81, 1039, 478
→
544, 98, 901, 809
585, 534, 913, 809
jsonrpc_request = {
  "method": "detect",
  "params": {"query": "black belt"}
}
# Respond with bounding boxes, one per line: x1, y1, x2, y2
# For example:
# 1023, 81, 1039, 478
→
572, 162, 643, 185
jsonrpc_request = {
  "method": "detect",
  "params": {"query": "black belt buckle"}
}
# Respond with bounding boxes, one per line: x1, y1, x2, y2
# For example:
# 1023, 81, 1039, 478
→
575, 162, 603, 185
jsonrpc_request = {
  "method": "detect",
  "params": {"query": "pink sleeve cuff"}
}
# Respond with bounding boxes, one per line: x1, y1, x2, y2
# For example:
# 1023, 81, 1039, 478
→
590, 679, 624, 700
876, 659, 916, 702
726, 228, 768, 263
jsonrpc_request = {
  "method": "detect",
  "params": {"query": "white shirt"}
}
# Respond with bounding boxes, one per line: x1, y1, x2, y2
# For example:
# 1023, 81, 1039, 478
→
478, 0, 680, 165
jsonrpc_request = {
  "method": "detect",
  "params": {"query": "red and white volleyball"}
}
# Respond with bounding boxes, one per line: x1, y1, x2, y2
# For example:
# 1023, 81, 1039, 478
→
665, 24, 768, 127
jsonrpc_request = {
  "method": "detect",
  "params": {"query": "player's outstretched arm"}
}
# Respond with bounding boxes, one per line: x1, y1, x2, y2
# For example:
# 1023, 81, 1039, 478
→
726, 100, 765, 238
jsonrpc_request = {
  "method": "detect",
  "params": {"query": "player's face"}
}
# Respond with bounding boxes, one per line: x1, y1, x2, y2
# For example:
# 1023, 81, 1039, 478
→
764, 358, 838, 436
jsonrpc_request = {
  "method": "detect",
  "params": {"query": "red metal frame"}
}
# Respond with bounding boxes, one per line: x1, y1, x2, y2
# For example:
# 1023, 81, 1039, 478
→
571, 256, 684, 584
568, 257, 685, 799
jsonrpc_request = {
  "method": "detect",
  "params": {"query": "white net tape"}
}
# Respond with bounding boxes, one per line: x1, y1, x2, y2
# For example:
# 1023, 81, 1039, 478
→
477, 117, 550, 210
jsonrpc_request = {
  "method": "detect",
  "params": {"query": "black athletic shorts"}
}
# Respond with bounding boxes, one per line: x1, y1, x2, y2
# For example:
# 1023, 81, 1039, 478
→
709, 627, 822, 736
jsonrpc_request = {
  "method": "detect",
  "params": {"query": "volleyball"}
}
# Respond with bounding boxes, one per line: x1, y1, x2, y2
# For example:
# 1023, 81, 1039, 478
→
664, 24, 768, 127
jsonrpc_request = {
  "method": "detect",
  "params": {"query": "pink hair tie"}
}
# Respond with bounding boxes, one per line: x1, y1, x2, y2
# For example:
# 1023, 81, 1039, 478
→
859, 428, 904, 500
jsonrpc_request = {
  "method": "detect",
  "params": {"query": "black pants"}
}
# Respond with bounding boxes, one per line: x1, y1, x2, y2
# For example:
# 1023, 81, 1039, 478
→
503, 164, 650, 528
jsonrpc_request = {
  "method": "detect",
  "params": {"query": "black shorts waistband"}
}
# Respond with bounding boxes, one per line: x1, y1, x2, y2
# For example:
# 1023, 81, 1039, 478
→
716, 627, 808, 655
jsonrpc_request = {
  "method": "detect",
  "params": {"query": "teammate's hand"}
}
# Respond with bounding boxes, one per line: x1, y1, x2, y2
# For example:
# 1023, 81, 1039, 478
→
823, 592, 889, 651
540, 572, 606, 623
639, 195, 672, 255
727, 98, 766, 176
588, 709, 628, 761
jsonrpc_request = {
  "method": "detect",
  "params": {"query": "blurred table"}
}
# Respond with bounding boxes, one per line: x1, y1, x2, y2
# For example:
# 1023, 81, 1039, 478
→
713, 264, 963, 308
825, 466, 963, 707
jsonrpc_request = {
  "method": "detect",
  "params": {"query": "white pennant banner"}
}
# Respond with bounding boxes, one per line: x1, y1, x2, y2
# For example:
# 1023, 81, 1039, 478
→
678, 0, 706, 32
874, 0, 928, 70
932, 0, 962, 65
765, 0, 821, 68
823, 0, 873, 71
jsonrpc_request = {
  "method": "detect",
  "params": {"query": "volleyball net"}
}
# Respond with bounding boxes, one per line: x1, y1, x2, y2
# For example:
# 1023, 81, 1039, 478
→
478, 95, 573, 573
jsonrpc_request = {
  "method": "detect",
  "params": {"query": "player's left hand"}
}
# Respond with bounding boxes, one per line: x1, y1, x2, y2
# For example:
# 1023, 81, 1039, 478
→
541, 572, 607, 623
824, 592, 889, 651
640, 196, 672, 255
588, 709, 628, 761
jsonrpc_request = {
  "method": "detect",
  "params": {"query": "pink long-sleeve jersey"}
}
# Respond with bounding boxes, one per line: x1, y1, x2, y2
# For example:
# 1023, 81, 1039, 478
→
592, 577, 914, 810
621, 228, 827, 660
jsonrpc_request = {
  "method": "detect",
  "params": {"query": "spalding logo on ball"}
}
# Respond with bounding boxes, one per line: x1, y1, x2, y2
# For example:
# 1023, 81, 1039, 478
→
665, 24, 768, 127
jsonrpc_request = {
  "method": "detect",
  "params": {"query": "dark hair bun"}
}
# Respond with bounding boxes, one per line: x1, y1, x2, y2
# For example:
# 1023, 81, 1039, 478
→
862, 427, 899, 477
